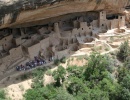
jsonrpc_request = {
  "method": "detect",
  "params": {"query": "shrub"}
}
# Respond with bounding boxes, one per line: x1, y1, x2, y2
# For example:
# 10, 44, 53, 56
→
46, 70, 52, 76
24, 85, 57, 100
84, 52, 110, 81
31, 79, 43, 88
32, 68, 45, 78
117, 40, 130, 61
60, 57, 66, 63
20, 74, 28, 80
105, 55, 116, 73
124, 56, 130, 69
52, 66, 66, 87
105, 47, 110, 51
54, 59, 60, 66
0, 89, 6, 99
31, 68, 45, 89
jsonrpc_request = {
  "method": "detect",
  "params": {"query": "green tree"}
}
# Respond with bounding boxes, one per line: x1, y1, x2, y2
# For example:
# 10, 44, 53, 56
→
67, 65, 84, 79
118, 67, 129, 83
76, 88, 109, 100
31, 68, 45, 88
89, 89, 109, 100
52, 66, 66, 87
54, 87, 75, 100
84, 53, 109, 86
67, 77, 87, 96
119, 87, 130, 100
120, 74, 130, 90
124, 56, 130, 69
24, 85, 57, 100
98, 78, 121, 100
118, 67, 130, 100
117, 40, 130, 61
105, 55, 116, 73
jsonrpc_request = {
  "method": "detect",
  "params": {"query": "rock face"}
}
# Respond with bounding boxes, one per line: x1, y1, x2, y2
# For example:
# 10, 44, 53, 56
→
0, 0, 130, 29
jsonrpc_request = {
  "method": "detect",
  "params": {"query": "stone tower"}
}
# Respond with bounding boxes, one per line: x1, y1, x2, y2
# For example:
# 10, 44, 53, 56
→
54, 23, 60, 37
118, 15, 125, 28
99, 11, 107, 30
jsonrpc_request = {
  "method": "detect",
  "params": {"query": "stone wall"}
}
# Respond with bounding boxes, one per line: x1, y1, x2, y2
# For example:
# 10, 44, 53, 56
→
0, 34, 13, 51
1, 46, 23, 67
28, 43, 41, 59
55, 49, 69, 59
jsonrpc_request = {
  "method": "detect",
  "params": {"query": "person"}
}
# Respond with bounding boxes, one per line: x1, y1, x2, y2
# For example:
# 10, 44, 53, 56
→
21, 65, 24, 70
16, 66, 20, 71
51, 55, 53, 61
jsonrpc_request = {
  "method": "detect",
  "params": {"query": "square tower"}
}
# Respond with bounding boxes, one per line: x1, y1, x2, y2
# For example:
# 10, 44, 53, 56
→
118, 15, 125, 28
54, 23, 61, 37
99, 11, 106, 20
99, 11, 107, 29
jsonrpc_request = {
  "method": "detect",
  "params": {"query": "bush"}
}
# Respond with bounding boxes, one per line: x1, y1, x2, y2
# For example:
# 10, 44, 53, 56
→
46, 70, 52, 76
52, 66, 66, 87
31, 68, 45, 88
124, 56, 130, 69
24, 85, 57, 100
84, 52, 110, 81
117, 40, 130, 61
105, 55, 116, 73
54, 59, 60, 66
32, 68, 45, 78
0, 89, 6, 99
31, 79, 43, 88
60, 57, 66, 63
20, 74, 28, 80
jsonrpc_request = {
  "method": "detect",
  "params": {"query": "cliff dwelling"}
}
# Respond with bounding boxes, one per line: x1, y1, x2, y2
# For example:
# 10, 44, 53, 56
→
0, 0, 130, 99
0, 0, 129, 85
0, 9, 128, 71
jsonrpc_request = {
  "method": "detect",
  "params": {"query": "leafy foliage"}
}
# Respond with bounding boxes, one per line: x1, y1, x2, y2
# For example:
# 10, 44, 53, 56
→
54, 88, 75, 100
124, 56, 130, 69
31, 68, 45, 88
117, 40, 130, 61
67, 77, 86, 96
84, 53, 110, 83
60, 57, 66, 63
20, 74, 28, 80
54, 59, 60, 66
24, 45, 130, 100
67, 65, 84, 79
54, 57, 67, 65
0, 89, 6, 100
24, 85, 57, 100
52, 66, 66, 87
118, 67, 130, 100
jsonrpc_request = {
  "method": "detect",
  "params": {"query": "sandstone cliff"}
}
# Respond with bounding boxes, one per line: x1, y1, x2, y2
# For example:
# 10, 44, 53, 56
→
0, 0, 130, 29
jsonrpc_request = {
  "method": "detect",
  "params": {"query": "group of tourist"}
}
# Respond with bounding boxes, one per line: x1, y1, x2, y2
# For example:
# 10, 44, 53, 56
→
16, 56, 54, 71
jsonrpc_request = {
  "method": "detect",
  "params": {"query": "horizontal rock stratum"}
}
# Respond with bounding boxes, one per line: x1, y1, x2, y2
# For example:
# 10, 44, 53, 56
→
0, 0, 130, 29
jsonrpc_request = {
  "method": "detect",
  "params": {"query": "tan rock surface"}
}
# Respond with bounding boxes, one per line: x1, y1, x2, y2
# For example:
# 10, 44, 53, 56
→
0, 0, 130, 29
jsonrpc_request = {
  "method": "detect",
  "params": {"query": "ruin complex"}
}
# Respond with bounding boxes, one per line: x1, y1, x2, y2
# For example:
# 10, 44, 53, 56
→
0, 0, 130, 80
